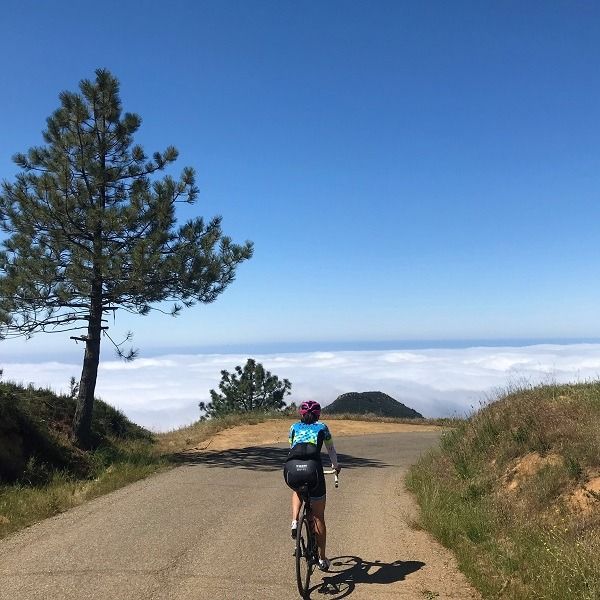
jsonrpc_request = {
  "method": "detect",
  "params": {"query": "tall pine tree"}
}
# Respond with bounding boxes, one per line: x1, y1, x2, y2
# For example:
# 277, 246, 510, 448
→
0, 69, 253, 446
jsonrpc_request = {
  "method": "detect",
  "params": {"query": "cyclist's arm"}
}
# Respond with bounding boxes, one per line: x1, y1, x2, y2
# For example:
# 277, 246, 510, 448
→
324, 439, 340, 471
322, 424, 340, 471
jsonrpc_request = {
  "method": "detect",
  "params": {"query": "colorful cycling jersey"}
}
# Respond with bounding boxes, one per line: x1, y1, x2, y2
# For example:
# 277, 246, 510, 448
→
288, 421, 333, 454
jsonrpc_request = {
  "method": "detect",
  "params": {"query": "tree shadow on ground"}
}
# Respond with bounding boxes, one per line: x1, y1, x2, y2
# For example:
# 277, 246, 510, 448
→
170, 447, 390, 472
308, 556, 425, 599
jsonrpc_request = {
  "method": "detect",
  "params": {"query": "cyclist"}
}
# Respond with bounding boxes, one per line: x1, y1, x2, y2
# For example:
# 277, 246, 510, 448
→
283, 400, 341, 572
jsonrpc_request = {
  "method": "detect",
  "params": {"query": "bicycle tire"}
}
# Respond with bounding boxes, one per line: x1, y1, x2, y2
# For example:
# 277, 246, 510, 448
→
295, 508, 313, 598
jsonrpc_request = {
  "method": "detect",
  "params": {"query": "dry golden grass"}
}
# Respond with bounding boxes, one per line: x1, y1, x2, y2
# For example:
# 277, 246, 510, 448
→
155, 410, 292, 454
156, 410, 448, 454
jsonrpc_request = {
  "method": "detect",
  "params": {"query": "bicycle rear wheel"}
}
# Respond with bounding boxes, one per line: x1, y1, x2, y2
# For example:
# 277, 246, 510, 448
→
295, 509, 314, 598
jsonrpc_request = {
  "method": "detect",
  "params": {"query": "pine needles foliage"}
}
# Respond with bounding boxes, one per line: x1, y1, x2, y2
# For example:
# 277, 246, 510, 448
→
199, 358, 292, 418
0, 69, 253, 446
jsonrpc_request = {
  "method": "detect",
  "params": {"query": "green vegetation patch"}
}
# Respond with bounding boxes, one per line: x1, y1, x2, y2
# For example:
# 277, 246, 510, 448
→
0, 381, 151, 483
0, 381, 163, 540
406, 382, 600, 599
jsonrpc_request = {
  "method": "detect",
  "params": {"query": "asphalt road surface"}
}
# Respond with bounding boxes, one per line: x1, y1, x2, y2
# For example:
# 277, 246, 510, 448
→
0, 432, 479, 599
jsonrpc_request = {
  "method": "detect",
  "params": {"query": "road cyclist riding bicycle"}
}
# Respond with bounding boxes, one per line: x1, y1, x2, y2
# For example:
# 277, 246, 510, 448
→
283, 400, 341, 572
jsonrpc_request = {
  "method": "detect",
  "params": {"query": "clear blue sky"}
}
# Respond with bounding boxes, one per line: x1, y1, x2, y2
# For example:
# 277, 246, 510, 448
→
2, 1, 600, 357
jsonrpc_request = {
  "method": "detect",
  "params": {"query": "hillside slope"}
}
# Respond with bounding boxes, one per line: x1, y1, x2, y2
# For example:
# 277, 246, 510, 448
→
324, 391, 423, 418
0, 381, 151, 484
407, 382, 600, 599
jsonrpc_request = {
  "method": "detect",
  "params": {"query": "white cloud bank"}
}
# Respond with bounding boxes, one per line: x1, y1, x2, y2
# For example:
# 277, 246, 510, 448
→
2, 343, 600, 431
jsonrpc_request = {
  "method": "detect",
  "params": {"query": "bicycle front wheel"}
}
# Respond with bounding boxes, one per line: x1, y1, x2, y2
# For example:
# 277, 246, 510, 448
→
295, 509, 314, 598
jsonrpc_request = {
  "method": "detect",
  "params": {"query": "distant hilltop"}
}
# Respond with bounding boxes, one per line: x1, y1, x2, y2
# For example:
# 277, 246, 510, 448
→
323, 391, 423, 419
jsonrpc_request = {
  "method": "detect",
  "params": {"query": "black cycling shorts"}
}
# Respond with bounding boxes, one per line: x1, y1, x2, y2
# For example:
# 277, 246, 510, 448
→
283, 458, 326, 500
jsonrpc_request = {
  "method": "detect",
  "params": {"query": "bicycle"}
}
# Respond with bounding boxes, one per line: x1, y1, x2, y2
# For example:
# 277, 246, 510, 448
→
295, 468, 339, 599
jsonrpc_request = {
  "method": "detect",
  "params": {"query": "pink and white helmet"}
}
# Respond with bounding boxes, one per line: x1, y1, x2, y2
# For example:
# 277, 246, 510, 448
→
299, 400, 321, 419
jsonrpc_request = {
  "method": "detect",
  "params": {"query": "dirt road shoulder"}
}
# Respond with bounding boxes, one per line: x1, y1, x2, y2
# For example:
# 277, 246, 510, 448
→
186, 418, 444, 452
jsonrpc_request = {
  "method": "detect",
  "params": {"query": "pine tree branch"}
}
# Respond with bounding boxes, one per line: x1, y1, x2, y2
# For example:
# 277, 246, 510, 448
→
74, 121, 96, 208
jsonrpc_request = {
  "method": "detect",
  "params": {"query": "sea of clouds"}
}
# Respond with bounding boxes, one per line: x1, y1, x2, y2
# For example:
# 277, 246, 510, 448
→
2, 343, 600, 431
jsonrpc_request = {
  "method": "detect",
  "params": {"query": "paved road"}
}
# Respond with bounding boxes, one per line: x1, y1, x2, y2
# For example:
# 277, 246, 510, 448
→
0, 432, 479, 599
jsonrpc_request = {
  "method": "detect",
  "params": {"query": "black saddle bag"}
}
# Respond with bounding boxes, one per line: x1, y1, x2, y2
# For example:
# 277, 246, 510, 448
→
283, 458, 320, 492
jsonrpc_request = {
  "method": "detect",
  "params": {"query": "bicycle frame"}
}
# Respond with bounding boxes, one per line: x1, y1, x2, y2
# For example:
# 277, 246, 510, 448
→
294, 469, 339, 599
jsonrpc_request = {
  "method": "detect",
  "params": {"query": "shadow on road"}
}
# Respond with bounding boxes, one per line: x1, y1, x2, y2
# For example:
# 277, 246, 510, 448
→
309, 555, 425, 599
171, 447, 390, 471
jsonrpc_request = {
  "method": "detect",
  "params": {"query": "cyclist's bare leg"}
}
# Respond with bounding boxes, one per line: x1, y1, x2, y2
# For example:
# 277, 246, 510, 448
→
291, 491, 302, 521
311, 498, 327, 559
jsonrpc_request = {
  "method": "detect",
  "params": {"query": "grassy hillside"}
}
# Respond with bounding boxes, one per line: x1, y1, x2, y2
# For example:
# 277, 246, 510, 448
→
0, 385, 296, 540
0, 381, 152, 483
0, 381, 163, 538
323, 391, 424, 418
406, 382, 600, 599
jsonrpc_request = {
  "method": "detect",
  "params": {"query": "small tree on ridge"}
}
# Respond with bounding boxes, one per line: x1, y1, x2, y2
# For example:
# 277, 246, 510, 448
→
200, 358, 292, 418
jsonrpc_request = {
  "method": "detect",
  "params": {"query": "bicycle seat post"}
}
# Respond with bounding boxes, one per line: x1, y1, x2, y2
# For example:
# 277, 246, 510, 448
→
299, 485, 310, 506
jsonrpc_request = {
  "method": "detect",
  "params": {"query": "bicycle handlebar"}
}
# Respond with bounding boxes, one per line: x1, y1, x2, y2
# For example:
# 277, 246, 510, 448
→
323, 468, 339, 488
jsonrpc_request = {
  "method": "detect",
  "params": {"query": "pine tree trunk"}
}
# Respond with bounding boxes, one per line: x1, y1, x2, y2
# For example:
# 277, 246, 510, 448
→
73, 278, 103, 448
73, 147, 106, 449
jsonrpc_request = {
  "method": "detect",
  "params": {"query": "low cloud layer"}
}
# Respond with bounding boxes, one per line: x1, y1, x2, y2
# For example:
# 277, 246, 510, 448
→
3, 343, 600, 431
